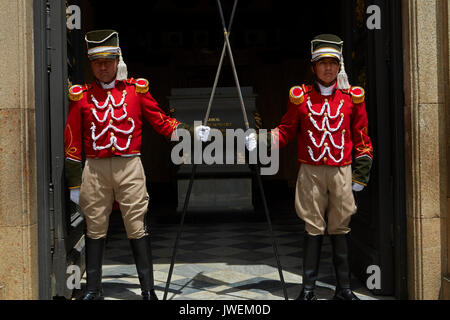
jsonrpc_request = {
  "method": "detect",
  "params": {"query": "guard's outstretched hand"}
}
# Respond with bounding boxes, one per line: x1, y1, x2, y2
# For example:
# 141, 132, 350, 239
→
195, 125, 211, 142
352, 182, 364, 192
70, 188, 81, 205
245, 132, 257, 152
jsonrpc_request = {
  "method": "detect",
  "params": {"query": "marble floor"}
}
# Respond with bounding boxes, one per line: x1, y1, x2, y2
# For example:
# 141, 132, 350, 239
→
73, 210, 393, 300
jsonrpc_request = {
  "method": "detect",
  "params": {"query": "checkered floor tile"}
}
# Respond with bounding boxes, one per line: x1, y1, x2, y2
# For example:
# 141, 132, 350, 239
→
73, 211, 394, 300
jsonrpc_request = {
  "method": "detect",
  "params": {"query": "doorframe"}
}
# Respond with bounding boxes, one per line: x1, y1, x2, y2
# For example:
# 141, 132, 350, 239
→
342, 0, 407, 299
388, 0, 408, 300
34, 0, 53, 300
35, 0, 86, 300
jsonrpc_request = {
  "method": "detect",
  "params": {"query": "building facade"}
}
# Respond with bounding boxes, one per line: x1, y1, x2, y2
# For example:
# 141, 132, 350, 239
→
0, 0, 448, 300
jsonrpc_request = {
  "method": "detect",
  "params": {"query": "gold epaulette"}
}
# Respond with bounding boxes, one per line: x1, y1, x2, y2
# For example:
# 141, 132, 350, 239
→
289, 85, 305, 105
68, 85, 86, 102
350, 86, 365, 104
134, 78, 150, 94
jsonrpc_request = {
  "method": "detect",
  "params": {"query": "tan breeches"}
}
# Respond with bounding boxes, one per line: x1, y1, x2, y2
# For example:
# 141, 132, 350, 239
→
79, 156, 149, 240
295, 164, 357, 236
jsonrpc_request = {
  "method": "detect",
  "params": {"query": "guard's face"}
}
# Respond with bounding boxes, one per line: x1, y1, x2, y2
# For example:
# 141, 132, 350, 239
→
312, 57, 340, 86
90, 58, 118, 83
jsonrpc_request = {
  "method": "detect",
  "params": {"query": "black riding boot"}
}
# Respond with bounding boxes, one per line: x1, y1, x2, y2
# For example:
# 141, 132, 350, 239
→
130, 235, 158, 300
82, 237, 106, 300
296, 234, 323, 300
330, 234, 359, 300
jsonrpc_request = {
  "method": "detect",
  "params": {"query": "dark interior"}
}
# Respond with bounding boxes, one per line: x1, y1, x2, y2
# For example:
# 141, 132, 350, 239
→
63, 0, 406, 297
74, 0, 346, 217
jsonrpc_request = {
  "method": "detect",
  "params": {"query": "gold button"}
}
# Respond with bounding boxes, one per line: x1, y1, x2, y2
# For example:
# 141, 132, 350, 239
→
341, 113, 344, 118
91, 108, 94, 111
308, 130, 311, 134
112, 147, 116, 151
308, 96, 311, 100
124, 103, 127, 107
324, 143, 328, 147
325, 99, 328, 102
109, 104, 112, 108
343, 129, 346, 134
110, 132, 114, 137
324, 157, 328, 162
323, 129, 327, 132
324, 113, 328, 117
308, 113, 312, 117
107, 91, 111, 95
91, 122, 95, 126
341, 99, 345, 103
129, 135, 133, 139
110, 119, 113, 124
128, 117, 132, 122
123, 90, 127, 94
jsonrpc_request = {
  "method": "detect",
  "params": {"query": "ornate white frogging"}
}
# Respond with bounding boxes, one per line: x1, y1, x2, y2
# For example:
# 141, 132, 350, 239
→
307, 146, 344, 163
307, 99, 344, 118
308, 130, 345, 150
91, 90, 127, 109
306, 98, 345, 163
90, 90, 134, 151
309, 116, 344, 133
92, 104, 128, 122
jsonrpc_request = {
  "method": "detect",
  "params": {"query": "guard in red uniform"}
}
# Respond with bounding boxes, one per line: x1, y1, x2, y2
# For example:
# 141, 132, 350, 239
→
65, 30, 210, 300
247, 34, 373, 300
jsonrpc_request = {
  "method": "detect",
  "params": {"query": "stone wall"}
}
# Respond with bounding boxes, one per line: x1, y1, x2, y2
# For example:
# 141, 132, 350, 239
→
0, 0, 38, 300
402, 0, 449, 300
444, 0, 450, 301
0, 0, 448, 301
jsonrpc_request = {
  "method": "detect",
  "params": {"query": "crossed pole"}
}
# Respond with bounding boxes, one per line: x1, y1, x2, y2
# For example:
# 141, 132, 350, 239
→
163, 0, 288, 301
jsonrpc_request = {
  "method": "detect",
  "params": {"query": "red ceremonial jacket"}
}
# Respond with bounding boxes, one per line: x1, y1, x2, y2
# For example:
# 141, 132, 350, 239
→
272, 83, 373, 167
64, 78, 180, 162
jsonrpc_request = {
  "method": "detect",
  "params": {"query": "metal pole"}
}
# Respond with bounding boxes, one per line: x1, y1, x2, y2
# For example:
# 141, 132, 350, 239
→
216, 0, 288, 300
164, 0, 288, 301
163, 164, 197, 300
216, 0, 249, 129
163, 0, 239, 300
203, 0, 238, 125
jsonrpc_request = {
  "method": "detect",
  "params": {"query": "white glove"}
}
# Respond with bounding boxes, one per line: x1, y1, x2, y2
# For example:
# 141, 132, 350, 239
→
195, 125, 211, 142
70, 188, 80, 205
352, 182, 364, 192
245, 133, 257, 152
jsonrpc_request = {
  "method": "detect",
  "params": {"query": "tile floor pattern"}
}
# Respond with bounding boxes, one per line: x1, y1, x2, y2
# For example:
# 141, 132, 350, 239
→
75, 211, 392, 300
